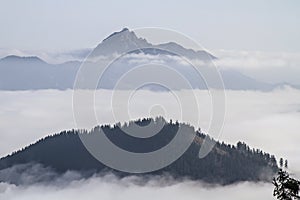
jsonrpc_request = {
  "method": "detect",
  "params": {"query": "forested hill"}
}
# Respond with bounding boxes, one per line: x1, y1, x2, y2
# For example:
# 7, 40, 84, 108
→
0, 117, 278, 185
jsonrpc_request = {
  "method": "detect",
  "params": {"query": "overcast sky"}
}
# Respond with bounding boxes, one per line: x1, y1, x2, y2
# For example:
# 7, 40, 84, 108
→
0, 0, 299, 52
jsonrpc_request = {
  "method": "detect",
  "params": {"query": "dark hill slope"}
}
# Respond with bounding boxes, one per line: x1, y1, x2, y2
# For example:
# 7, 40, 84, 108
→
0, 118, 278, 184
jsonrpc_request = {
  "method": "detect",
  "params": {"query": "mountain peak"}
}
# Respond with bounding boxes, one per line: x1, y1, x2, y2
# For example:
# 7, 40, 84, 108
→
92, 28, 151, 56
121, 27, 129, 32
92, 28, 216, 60
103, 27, 134, 42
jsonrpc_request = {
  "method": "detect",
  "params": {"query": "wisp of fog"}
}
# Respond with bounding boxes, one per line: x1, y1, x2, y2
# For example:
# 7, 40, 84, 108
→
0, 163, 274, 200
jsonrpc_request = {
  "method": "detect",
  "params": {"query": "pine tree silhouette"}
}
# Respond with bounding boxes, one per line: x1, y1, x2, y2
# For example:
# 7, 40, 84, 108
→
273, 169, 300, 200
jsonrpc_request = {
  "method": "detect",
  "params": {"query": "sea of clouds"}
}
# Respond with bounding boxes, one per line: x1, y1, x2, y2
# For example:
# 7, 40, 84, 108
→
213, 49, 300, 86
1, 21, 300, 198
0, 88, 300, 199
0, 88, 299, 169
0, 163, 275, 200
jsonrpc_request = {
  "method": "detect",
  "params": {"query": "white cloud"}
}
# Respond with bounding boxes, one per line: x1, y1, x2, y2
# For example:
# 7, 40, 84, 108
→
1, 88, 300, 199
1, 48, 300, 86
0, 89, 300, 173
214, 50, 300, 69
93, 50, 300, 87
0, 178, 274, 200
0, 164, 275, 200
0, 48, 91, 64
212, 50, 300, 85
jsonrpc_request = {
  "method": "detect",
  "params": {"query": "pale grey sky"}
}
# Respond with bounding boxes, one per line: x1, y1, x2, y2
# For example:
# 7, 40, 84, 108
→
0, 0, 299, 52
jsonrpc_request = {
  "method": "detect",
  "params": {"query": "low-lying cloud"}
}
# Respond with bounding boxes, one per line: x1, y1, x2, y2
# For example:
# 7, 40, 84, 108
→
2, 48, 300, 86
0, 163, 275, 200
213, 50, 300, 86
0, 48, 91, 64
0, 88, 299, 199
0, 88, 300, 171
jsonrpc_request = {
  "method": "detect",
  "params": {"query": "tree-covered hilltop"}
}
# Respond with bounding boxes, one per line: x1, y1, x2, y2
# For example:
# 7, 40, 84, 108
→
0, 117, 278, 185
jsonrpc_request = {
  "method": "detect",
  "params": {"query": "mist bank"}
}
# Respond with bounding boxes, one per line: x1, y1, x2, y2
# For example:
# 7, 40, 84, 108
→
0, 163, 275, 200
1, 52, 296, 91
0, 88, 299, 171
0, 88, 299, 200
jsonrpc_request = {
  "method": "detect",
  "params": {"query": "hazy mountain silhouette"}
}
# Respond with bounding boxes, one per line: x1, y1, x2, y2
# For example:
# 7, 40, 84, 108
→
0, 28, 293, 91
91, 28, 216, 60
0, 55, 80, 90
0, 117, 278, 185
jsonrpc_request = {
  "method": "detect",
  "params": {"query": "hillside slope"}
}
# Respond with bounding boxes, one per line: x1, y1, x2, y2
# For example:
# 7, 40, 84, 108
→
0, 118, 278, 185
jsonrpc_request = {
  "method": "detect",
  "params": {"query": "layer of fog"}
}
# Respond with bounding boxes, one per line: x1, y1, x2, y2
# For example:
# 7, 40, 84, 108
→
1, 88, 299, 199
1, 88, 300, 172
0, 163, 274, 200
213, 49, 300, 86
1, 47, 300, 86
0, 48, 91, 64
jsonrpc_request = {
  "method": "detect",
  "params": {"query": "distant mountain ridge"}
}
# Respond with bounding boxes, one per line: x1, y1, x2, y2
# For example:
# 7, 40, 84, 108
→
0, 28, 297, 91
0, 55, 280, 91
0, 55, 80, 90
0, 118, 279, 185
